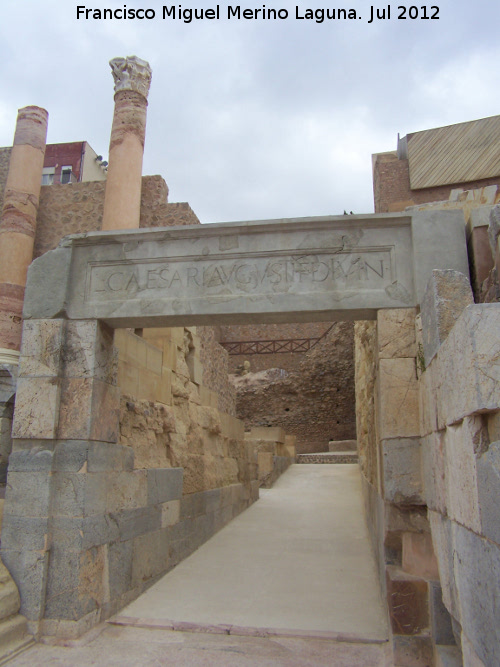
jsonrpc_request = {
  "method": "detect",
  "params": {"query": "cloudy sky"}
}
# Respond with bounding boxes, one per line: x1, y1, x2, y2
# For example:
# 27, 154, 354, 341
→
1, 1, 500, 223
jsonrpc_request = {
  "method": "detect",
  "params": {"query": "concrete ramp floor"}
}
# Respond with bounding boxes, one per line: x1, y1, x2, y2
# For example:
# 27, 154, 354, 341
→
118, 464, 389, 642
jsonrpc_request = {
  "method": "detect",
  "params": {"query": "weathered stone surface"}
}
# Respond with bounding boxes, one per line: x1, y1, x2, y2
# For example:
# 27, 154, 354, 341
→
402, 531, 439, 580
0, 557, 21, 621
23, 248, 72, 320
430, 581, 456, 646
421, 269, 474, 366
411, 209, 469, 305
11, 376, 60, 440
22, 211, 467, 328
437, 305, 500, 428
378, 359, 420, 439
18, 319, 64, 378
444, 418, 484, 534
377, 308, 417, 359
386, 565, 429, 635
428, 512, 460, 622
382, 438, 424, 504
392, 635, 434, 667
147, 468, 183, 505
477, 440, 500, 545
0, 549, 49, 621
454, 523, 500, 667
421, 432, 447, 514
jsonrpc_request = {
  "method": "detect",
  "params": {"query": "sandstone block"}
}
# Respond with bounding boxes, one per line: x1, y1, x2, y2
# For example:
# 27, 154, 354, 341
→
146, 344, 162, 373
57, 378, 120, 443
421, 270, 474, 366
421, 432, 447, 514
444, 418, 482, 534
137, 367, 160, 402
378, 358, 420, 439
258, 452, 274, 475
18, 319, 64, 378
249, 426, 285, 443
436, 305, 500, 428
428, 512, 460, 622
12, 376, 60, 440
117, 359, 139, 397
454, 523, 500, 667
402, 531, 439, 580
477, 440, 500, 545
377, 308, 417, 359
386, 565, 429, 635
62, 320, 116, 383
382, 438, 424, 504
186, 355, 203, 385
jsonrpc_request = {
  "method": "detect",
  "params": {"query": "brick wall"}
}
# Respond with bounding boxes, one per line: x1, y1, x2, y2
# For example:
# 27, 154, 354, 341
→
373, 151, 500, 214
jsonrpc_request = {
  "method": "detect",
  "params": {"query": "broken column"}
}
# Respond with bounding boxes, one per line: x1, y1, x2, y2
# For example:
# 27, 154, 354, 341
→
101, 56, 152, 231
0, 106, 48, 363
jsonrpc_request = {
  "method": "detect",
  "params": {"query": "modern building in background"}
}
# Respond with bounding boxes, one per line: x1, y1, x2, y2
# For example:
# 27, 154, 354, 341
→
41, 141, 107, 185
373, 114, 500, 213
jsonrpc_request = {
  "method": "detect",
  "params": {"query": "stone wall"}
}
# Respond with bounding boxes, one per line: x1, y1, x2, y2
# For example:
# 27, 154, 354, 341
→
244, 427, 296, 488
419, 272, 500, 667
117, 327, 251, 494
33, 175, 200, 258
232, 322, 356, 453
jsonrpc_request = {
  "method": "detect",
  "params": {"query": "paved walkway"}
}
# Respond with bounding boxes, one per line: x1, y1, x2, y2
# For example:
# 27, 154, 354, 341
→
8, 464, 391, 666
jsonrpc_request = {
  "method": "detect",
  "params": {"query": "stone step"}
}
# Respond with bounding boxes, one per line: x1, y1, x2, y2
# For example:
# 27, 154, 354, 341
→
0, 614, 33, 665
296, 452, 359, 464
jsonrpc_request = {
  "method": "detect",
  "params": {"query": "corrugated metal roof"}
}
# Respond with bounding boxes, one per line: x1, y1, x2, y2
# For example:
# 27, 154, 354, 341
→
407, 115, 500, 190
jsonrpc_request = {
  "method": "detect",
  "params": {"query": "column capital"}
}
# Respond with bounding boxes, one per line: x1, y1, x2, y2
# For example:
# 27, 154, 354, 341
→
110, 55, 152, 100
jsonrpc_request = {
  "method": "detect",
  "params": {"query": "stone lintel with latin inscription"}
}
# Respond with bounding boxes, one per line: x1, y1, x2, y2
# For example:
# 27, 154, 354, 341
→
23, 211, 469, 327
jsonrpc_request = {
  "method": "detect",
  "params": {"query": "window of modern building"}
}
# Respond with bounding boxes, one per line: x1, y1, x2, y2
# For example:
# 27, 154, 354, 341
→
41, 167, 55, 185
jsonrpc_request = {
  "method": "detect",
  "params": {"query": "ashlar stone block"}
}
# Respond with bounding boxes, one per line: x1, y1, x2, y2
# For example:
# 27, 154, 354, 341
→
382, 438, 424, 505
476, 440, 500, 546
377, 308, 417, 359
454, 523, 500, 667
444, 418, 483, 534
12, 376, 60, 440
18, 319, 64, 378
378, 358, 420, 439
436, 305, 500, 429
421, 270, 474, 366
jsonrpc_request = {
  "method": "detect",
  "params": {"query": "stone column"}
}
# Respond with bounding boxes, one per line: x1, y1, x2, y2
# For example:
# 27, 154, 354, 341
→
0, 106, 48, 363
101, 56, 152, 231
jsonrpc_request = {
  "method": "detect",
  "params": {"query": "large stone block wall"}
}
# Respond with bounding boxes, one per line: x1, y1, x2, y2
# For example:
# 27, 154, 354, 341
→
355, 308, 451, 667
0, 319, 259, 640
419, 289, 500, 667
231, 322, 356, 453
116, 327, 253, 494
